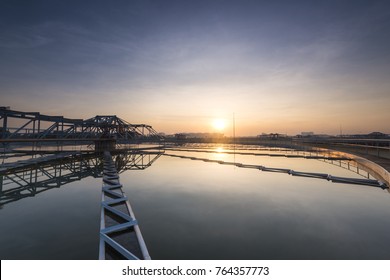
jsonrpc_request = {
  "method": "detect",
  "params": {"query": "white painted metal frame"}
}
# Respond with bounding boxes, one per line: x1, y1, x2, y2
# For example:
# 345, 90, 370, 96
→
99, 151, 151, 260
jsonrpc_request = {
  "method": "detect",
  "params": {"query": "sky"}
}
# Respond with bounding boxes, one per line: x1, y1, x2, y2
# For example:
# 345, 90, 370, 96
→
1, 0, 390, 136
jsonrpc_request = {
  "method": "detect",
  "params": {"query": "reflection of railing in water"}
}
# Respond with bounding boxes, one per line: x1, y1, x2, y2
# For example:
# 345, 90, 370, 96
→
1, 151, 97, 174
0, 153, 102, 208
113, 151, 162, 172
164, 153, 387, 189
0, 150, 163, 208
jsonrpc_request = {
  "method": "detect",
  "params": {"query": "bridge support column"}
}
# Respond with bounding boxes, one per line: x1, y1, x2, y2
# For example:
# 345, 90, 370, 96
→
95, 139, 116, 152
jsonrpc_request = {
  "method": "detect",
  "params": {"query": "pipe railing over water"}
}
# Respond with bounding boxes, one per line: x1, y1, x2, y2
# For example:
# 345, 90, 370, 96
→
164, 153, 387, 189
164, 147, 351, 160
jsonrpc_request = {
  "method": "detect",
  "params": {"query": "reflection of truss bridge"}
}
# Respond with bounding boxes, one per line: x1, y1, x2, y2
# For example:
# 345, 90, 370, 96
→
0, 150, 163, 208
0, 107, 163, 146
113, 151, 162, 172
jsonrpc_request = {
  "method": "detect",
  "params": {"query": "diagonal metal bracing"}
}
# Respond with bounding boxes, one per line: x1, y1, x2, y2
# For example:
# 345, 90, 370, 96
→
99, 151, 150, 260
0, 150, 163, 208
0, 107, 163, 144
0, 154, 103, 207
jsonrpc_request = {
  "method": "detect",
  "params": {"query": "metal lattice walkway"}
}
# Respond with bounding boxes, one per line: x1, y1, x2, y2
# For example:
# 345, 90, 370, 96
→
99, 151, 150, 260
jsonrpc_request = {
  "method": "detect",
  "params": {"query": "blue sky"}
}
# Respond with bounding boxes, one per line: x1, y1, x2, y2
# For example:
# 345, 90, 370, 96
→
1, 0, 389, 135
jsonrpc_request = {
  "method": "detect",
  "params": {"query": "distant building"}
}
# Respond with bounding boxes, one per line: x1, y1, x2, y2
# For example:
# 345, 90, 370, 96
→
348, 132, 389, 139
258, 133, 287, 140
367, 132, 388, 139
300, 132, 314, 137
175, 133, 187, 140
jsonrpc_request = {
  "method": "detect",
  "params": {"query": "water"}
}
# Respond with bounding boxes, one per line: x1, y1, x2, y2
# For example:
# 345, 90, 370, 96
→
1, 144, 389, 259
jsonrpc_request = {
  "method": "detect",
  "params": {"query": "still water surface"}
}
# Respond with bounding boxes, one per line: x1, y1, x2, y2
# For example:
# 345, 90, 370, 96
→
1, 144, 389, 259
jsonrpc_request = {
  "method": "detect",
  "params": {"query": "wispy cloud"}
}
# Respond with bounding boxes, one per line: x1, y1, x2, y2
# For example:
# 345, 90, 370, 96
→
1, 0, 389, 134
0, 29, 52, 49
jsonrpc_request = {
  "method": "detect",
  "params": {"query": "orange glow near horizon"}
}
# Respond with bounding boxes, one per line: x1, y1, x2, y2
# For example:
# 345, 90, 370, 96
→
1, 1, 390, 138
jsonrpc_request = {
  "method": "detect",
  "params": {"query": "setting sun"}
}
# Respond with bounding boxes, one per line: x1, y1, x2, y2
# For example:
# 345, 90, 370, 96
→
212, 119, 226, 131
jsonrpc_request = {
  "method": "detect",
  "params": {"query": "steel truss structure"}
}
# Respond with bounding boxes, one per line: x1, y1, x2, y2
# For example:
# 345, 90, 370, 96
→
0, 107, 162, 143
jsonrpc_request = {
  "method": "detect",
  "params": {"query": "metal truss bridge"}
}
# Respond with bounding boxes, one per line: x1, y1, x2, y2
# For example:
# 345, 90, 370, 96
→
2, 107, 389, 260
0, 107, 162, 149
0, 107, 164, 260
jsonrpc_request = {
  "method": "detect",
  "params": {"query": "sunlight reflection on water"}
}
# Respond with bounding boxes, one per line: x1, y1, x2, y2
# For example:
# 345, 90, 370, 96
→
0, 144, 389, 259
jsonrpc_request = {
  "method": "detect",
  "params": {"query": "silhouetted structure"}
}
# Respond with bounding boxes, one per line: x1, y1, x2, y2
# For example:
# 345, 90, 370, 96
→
0, 107, 163, 151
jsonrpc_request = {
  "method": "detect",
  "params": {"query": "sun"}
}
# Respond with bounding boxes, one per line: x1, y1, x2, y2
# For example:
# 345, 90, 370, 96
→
212, 119, 226, 131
